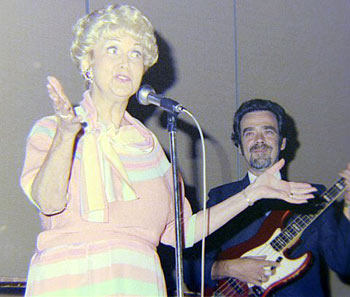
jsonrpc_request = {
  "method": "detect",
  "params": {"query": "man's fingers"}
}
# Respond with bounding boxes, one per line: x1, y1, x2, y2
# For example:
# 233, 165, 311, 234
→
261, 260, 280, 268
339, 168, 350, 189
245, 255, 266, 260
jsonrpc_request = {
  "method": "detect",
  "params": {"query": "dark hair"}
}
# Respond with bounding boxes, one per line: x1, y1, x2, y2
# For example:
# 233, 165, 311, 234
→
232, 98, 287, 148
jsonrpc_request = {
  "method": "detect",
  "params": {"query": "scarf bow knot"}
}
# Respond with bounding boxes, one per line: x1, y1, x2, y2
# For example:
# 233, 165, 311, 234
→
75, 96, 154, 223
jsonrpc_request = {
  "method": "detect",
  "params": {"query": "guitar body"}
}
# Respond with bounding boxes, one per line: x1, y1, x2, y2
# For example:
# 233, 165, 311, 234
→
206, 210, 312, 297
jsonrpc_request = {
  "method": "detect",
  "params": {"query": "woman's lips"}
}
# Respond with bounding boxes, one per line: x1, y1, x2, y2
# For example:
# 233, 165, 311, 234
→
115, 74, 131, 82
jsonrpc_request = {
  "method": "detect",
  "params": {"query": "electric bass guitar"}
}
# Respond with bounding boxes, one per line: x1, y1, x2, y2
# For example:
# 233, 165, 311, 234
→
206, 177, 347, 297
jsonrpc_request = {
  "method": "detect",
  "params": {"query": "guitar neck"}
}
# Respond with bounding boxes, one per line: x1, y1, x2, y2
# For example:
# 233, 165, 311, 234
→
270, 177, 346, 252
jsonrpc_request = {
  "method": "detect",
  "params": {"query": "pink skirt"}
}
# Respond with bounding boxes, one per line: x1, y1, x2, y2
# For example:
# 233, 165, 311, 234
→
25, 239, 167, 297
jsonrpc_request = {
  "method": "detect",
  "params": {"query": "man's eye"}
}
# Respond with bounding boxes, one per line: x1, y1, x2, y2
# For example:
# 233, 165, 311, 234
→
244, 132, 254, 138
265, 130, 275, 135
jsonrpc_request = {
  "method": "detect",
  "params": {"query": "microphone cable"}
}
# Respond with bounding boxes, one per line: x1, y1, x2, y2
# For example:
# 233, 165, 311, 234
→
181, 108, 207, 297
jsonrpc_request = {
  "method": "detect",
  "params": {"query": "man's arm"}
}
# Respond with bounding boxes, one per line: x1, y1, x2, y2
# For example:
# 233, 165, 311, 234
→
204, 177, 278, 288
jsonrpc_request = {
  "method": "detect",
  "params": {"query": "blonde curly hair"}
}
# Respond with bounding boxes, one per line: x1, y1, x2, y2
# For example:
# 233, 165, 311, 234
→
70, 4, 158, 75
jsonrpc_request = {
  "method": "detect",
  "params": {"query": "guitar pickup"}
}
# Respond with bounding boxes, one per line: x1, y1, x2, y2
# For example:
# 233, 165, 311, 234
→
270, 256, 283, 270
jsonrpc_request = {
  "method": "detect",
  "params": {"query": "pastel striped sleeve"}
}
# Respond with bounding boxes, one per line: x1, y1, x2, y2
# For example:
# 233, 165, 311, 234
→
20, 116, 57, 208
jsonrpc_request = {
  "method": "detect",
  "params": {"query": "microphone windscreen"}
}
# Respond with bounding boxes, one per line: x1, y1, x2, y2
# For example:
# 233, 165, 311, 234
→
136, 85, 155, 105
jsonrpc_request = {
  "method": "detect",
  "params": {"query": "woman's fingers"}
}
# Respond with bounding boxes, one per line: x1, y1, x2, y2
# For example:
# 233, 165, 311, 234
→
47, 76, 65, 99
265, 159, 285, 175
47, 76, 74, 119
262, 181, 316, 204
281, 188, 316, 204
282, 194, 312, 204
289, 182, 317, 195
287, 184, 316, 203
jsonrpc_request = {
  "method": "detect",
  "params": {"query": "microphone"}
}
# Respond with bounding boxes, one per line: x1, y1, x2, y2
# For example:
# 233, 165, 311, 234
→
136, 85, 184, 114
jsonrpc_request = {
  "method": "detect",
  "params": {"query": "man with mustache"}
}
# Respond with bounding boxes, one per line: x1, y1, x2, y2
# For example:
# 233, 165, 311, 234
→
185, 99, 350, 296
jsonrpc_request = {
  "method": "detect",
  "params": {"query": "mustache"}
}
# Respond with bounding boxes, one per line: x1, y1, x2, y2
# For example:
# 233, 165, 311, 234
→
250, 143, 272, 152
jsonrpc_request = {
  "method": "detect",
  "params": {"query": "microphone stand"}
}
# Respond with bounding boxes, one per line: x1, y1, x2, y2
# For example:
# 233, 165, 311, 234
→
167, 112, 184, 297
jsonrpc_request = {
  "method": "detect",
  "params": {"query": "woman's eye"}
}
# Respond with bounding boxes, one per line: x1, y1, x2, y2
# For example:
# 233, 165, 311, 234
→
129, 50, 143, 60
265, 130, 275, 135
107, 46, 119, 54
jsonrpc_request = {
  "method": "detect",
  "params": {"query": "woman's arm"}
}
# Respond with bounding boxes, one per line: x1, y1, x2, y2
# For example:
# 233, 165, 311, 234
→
31, 77, 82, 215
192, 159, 316, 242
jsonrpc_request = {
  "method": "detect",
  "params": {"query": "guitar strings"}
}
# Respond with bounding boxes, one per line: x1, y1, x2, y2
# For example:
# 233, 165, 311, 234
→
214, 276, 248, 296
271, 178, 346, 252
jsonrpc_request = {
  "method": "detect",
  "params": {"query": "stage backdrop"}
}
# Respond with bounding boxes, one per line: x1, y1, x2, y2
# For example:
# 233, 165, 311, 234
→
0, 0, 349, 296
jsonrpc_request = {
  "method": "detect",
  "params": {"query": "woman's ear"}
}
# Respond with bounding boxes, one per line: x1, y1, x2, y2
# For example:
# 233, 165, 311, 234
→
80, 50, 94, 73
80, 59, 91, 74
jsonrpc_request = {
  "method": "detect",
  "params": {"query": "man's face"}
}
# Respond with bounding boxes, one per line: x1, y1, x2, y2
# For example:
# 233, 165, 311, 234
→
239, 111, 286, 176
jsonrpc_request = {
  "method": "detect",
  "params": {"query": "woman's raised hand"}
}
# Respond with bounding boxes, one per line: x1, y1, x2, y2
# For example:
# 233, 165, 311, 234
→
247, 159, 317, 204
47, 76, 82, 135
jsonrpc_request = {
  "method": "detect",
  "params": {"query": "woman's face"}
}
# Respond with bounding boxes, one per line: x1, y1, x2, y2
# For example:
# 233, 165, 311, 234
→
89, 31, 145, 101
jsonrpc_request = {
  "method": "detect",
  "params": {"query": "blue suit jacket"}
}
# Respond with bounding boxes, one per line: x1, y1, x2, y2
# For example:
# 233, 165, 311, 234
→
185, 175, 350, 297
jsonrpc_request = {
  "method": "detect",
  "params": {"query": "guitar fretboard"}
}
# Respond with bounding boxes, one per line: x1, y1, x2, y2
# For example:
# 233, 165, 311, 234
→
270, 178, 346, 252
